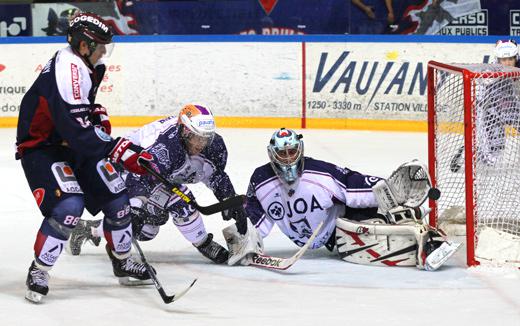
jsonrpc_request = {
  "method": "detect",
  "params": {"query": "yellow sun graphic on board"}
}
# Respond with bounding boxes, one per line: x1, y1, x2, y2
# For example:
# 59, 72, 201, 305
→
386, 51, 399, 61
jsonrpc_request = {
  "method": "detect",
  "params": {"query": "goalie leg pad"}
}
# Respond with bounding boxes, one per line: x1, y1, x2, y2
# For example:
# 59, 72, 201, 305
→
335, 218, 417, 267
336, 218, 460, 270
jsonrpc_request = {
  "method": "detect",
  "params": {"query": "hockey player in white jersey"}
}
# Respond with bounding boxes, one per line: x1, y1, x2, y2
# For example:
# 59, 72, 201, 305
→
477, 39, 520, 166
69, 104, 247, 264
451, 39, 520, 172
224, 128, 460, 271
492, 39, 520, 68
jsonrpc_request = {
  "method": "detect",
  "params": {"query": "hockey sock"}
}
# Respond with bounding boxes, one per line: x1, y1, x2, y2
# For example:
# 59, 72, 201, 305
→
172, 211, 208, 244
102, 194, 133, 257
35, 195, 84, 267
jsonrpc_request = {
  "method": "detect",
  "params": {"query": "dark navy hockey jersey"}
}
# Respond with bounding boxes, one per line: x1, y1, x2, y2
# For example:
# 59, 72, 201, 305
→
16, 46, 116, 160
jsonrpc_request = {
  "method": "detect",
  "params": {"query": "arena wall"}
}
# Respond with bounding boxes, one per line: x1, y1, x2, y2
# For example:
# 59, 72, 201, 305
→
0, 35, 506, 131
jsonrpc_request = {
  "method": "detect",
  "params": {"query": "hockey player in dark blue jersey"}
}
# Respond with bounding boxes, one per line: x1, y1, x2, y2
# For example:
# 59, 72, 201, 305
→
223, 128, 460, 271
69, 104, 247, 264
16, 12, 155, 303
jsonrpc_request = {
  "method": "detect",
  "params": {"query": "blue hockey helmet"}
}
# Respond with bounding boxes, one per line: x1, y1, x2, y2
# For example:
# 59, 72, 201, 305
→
267, 128, 304, 184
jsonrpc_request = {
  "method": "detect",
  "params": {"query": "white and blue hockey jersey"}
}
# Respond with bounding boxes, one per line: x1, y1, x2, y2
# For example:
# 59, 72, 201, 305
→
125, 116, 237, 201
245, 158, 382, 249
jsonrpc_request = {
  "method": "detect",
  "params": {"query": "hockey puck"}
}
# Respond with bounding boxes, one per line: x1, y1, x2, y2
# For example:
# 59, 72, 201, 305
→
428, 187, 441, 200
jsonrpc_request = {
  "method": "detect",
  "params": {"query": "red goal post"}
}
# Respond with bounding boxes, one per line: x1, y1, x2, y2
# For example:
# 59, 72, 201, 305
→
427, 61, 520, 267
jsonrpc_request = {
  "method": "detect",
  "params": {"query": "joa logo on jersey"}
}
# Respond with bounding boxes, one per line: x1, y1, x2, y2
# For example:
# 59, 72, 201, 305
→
267, 195, 324, 220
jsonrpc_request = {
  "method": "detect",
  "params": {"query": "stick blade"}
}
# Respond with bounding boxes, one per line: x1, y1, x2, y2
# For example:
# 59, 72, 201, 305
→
249, 222, 324, 271
162, 279, 197, 304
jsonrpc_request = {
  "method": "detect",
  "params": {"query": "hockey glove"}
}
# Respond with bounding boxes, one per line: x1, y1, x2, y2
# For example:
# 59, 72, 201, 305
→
91, 104, 111, 135
222, 205, 248, 235
222, 205, 247, 221
109, 137, 153, 175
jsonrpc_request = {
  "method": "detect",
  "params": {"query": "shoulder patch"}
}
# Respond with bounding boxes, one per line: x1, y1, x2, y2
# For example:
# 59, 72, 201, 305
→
94, 126, 112, 142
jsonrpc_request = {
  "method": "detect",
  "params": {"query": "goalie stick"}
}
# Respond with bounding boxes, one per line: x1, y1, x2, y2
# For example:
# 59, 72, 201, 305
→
248, 222, 323, 270
132, 240, 196, 304
138, 158, 245, 215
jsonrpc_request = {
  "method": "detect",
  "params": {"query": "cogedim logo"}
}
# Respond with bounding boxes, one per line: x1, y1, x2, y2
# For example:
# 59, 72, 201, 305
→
69, 15, 109, 33
0, 17, 27, 37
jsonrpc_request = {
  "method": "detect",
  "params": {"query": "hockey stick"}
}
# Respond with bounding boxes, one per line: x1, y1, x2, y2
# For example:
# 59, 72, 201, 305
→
449, 145, 465, 173
132, 240, 196, 304
138, 158, 245, 215
248, 221, 323, 270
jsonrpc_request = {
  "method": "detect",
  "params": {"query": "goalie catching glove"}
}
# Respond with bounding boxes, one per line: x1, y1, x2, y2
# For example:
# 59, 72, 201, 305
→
372, 160, 433, 216
109, 137, 153, 175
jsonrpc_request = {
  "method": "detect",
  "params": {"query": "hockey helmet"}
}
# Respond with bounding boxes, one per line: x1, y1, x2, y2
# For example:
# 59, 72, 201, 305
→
67, 12, 114, 57
267, 128, 304, 184
494, 39, 519, 60
178, 104, 216, 153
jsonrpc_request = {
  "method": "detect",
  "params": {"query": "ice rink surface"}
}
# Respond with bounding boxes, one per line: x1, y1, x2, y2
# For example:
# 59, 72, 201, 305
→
1, 127, 519, 326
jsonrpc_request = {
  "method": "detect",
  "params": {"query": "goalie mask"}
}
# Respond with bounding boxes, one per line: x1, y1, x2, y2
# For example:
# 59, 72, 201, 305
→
178, 104, 216, 155
267, 128, 304, 184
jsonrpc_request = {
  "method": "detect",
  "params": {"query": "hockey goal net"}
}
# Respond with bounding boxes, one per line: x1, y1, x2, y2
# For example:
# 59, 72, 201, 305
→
428, 61, 520, 267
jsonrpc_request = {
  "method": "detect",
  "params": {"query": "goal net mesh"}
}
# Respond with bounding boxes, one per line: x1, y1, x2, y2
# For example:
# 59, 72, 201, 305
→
431, 63, 520, 265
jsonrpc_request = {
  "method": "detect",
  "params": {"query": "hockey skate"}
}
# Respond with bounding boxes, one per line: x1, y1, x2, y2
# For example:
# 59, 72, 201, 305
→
194, 233, 229, 264
25, 261, 49, 304
105, 244, 154, 286
67, 219, 102, 256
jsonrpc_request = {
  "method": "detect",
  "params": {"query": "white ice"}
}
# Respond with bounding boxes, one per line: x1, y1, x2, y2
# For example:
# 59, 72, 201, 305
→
1, 128, 519, 326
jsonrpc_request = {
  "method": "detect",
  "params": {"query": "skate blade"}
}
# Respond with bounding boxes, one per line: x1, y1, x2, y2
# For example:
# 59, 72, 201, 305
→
25, 290, 44, 303
118, 277, 154, 286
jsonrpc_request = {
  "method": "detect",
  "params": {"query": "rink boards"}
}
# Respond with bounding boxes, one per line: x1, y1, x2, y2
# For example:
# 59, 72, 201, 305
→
0, 35, 504, 131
